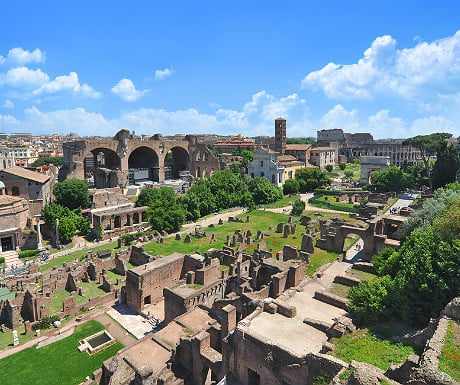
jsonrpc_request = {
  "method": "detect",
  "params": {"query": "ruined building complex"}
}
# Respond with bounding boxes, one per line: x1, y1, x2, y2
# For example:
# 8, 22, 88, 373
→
59, 130, 220, 189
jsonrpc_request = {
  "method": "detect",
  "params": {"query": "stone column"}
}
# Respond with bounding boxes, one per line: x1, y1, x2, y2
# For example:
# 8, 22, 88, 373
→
35, 214, 43, 249
55, 218, 61, 248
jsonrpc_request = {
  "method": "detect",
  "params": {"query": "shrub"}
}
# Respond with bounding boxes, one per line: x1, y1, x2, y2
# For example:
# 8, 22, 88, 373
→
32, 315, 60, 330
325, 164, 333, 172
0, 257, 4, 264
339, 163, 346, 170
291, 199, 305, 215
19, 249, 40, 259
283, 179, 299, 195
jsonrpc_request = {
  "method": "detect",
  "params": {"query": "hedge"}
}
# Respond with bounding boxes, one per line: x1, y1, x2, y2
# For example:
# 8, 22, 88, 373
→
19, 249, 40, 259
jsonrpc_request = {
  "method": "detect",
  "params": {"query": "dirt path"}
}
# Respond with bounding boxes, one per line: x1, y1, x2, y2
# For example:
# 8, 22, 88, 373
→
181, 207, 246, 231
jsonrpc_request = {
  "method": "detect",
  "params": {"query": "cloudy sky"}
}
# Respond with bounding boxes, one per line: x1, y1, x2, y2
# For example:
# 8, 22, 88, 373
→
1, 1, 460, 138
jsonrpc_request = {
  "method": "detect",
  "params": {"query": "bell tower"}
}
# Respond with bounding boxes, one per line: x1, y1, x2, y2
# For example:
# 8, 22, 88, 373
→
274, 117, 286, 155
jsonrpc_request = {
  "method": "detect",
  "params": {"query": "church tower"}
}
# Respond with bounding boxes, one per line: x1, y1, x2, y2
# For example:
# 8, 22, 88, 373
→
274, 117, 286, 155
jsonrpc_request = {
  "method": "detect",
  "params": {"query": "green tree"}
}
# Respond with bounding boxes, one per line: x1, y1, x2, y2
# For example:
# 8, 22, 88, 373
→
283, 179, 300, 195
58, 216, 76, 243
291, 199, 305, 215
431, 142, 460, 189
32, 156, 64, 167
403, 133, 452, 189
53, 179, 91, 210
295, 168, 331, 192
248, 177, 283, 205
370, 166, 414, 192
138, 187, 186, 232
241, 150, 254, 170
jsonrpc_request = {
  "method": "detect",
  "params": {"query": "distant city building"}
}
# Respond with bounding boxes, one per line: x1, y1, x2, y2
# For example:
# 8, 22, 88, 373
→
309, 147, 336, 169
213, 135, 256, 153
317, 129, 421, 167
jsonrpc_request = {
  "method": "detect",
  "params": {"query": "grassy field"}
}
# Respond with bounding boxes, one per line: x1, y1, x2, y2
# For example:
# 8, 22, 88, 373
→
143, 209, 342, 276
329, 329, 417, 370
439, 320, 460, 381
0, 329, 37, 352
0, 320, 124, 385
143, 209, 290, 256
264, 195, 299, 208
309, 194, 359, 213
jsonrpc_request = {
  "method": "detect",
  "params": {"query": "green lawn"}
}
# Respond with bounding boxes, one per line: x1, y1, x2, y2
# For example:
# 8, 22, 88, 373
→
309, 194, 359, 213
0, 329, 37, 352
0, 320, 124, 385
143, 209, 290, 256
329, 329, 417, 370
439, 320, 460, 381
264, 195, 299, 208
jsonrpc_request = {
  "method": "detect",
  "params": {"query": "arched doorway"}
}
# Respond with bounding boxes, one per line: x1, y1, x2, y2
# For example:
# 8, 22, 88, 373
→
84, 148, 121, 188
164, 147, 190, 179
128, 146, 160, 184
342, 233, 363, 263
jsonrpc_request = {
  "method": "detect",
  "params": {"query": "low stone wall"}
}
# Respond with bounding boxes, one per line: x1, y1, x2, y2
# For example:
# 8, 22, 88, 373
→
314, 291, 350, 310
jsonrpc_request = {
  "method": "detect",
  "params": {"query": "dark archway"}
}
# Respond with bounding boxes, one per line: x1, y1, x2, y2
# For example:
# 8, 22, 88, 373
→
84, 148, 122, 187
164, 147, 190, 179
128, 146, 160, 184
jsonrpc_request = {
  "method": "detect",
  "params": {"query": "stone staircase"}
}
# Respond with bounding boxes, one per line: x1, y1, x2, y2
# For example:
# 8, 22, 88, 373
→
2, 250, 22, 268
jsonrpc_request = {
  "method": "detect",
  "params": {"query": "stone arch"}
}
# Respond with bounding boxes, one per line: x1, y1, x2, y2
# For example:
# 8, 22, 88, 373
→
84, 147, 122, 188
164, 146, 190, 179
128, 146, 160, 183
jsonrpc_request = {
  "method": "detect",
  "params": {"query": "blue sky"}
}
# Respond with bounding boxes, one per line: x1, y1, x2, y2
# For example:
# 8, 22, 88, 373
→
1, 1, 460, 138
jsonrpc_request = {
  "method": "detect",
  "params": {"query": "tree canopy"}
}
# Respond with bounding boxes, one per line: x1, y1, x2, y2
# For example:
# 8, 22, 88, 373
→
53, 179, 91, 210
403, 133, 452, 188
431, 142, 460, 189
32, 157, 64, 167
370, 166, 414, 192
295, 168, 331, 192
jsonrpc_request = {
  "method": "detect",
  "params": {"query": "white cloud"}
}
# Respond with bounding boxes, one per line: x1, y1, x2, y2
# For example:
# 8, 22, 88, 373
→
0, 91, 311, 136
321, 104, 360, 131
1, 100, 14, 109
4, 47, 45, 65
0, 66, 49, 88
367, 109, 406, 138
155, 68, 174, 80
33, 72, 100, 98
302, 31, 460, 101
111, 78, 148, 102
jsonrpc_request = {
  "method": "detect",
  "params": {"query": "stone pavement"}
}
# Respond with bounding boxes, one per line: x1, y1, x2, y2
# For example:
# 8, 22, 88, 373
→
106, 304, 156, 339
